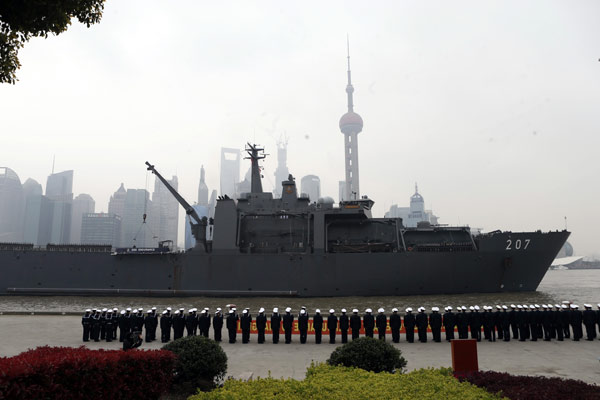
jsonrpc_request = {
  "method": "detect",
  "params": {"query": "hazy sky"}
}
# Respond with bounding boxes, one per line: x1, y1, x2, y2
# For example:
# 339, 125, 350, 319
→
1, 1, 599, 255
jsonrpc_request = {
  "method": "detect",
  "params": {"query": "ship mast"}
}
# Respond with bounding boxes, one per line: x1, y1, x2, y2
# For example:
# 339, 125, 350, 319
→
244, 143, 267, 194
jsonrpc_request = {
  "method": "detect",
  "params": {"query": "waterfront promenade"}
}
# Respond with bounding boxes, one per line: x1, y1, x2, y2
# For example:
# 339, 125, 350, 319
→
1, 315, 599, 384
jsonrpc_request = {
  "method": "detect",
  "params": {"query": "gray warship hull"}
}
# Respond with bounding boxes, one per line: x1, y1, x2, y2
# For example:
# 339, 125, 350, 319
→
0, 230, 569, 297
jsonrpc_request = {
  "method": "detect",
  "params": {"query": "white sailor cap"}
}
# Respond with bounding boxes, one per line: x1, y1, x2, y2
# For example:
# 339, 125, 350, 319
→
126, 307, 132, 311
597, 304, 600, 308
300, 309, 306, 315
405, 307, 412, 312
574, 304, 579, 309
113, 307, 118, 311
377, 308, 384, 313
193, 308, 198, 312
502, 305, 508, 310
584, 304, 592, 308
474, 305, 480, 311
232, 307, 236, 311
119, 310, 124, 314
259, 307, 265, 313
392, 308, 398, 312
352, 309, 359, 313
315, 309, 321, 313
517, 305, 523, 309
273, 307, 278, 313
133, 308, 138, 313
201, 309, 208, 314
204, 307, 209, 311
482, 306, 488, 310
447, 306, 453, 310
496, 305, 501, 310
561, 305, 568, 309
174, 310, 179, 314
521, 305, 528, 308
469, 306, 474, 311
216, 307, 222, 311
242, 309, 248, 314
188, 309, 194, 313
461, 306, 467, 311
432, 307, 439, 312
341, 308, 347, 313
301, 306, 307, 310
542, 304, 548, 309
510, 304, 516, 308
166, 307, 172, 311
554, 304, 560, 309
229, 309, 234, 314
179, 308, 184, 311
529, 305, 535, 309
102, 308, 108, 312
330, 309, 335, 313
151, 307, 156, 310
534, 304, 540, 309
418, 307, 425, 312
85, 309, 91, 312
162, 310, 168, 314
146, 309, 151, 313
365, 308, 372, 313
561, 300, 570, 304
285, 307, 291, 312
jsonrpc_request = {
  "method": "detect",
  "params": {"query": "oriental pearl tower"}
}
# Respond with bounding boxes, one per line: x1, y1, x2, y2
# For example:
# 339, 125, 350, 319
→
339, 39, 363, 201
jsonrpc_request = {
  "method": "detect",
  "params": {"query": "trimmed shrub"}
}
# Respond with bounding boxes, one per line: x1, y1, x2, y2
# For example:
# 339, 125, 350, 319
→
190, 364, 502, 399
326, 337, 407, 373
456, 370, 600, 400
0, 346, 175, 400
162, 335, 227, 394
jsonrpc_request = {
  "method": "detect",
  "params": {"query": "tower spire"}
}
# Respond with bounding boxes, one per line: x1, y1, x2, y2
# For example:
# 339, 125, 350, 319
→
346, 34, 354, 112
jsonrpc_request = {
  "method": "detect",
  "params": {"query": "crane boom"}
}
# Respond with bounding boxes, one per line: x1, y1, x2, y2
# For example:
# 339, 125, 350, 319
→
145, 161, 202, 225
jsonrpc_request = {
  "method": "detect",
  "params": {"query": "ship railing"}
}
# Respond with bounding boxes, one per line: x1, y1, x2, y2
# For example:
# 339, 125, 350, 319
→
0, 242, 35, 251
328, 242, 395, 253
406, 242, 476, 252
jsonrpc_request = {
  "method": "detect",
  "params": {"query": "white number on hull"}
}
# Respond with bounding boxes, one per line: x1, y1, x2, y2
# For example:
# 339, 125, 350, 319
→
506, 239, 530, 250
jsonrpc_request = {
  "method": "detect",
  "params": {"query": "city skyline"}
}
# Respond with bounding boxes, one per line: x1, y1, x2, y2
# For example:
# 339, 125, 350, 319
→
1, 1, 599, 256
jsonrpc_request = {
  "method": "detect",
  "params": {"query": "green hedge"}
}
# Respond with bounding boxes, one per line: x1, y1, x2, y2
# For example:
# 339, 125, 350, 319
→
190, 364, 503, 400
327, 337, 407, 373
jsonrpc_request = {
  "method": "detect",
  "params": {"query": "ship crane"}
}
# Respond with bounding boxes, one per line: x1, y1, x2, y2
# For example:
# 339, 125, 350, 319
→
145, 161, 209, 251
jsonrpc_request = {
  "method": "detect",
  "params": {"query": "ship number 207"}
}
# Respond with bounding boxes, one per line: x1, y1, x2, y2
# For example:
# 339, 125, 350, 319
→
506, 239, 530, 250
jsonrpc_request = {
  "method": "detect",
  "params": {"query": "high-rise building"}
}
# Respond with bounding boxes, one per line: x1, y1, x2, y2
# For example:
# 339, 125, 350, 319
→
81, 213, 122, 247
108, 183, 127, 219
339, 40, 363, 201
273, 138, 289, 198
301, 175, 321, 202
22, 178, 53, 246
45, 170, 73, 244
384, 184, 439, 227
220, 148, 240, 198
0, 167, 24, 242
121, 189, 153, 248
151, 175, 179, 247
197, 166, 209, 206
338, 181, 347, 203
70, 194, 95, 243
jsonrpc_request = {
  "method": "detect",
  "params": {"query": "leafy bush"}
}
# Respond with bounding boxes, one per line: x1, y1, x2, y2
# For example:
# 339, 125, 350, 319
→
326, 337, 407, 373
190, 364, 502, 399
0, 346, 175, 400
456, 370, 600, 400
163, 335, 227, 394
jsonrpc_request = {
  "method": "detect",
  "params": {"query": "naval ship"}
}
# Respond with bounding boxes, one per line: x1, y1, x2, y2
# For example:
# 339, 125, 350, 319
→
0, 144, 569, 297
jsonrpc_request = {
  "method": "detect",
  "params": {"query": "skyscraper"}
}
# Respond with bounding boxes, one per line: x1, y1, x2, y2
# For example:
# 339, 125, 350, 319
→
81, 213, 122, 247
197, 166, 209, 206
220, 148, 240, 198
339, 40, 363, 201
22, 178, 53, 246
273, 138, 289, 197
0, 167, 24, 242
384, 184, 439, 227
45, 170, 73, 244
108, 183, 127, 218
151, 175, 179, 248
70, 193, 95, 243
301, 175, 321, 202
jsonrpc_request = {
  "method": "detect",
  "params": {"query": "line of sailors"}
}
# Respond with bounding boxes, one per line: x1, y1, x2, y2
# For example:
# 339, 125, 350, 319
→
81, 302, 600, 344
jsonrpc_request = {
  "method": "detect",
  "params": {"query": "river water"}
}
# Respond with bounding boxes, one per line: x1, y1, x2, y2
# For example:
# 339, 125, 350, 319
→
1, 270, 599, 313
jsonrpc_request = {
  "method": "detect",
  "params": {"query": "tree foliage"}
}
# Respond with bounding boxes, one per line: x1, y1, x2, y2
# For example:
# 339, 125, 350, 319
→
0, 0, 105, 84
327, 337, 407, 373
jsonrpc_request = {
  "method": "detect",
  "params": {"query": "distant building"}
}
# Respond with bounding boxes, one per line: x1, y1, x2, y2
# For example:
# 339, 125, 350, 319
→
81, 213, 122, 247
197, 166, 209, 206
184, 205, 209, 250
108, 183, 127, 219
45, 170, 73, 244
220, 148, 240, 198
121, 189, 153, 248
237, 167, 251, 197
151, 175, 179, 248
338, 181, 347, 202
384, 184, 439, 227
70, 194, 95, 243
273, 138, 289, 198
0, 167, 24, 242
22, 178, 53, 245
301, 175, 321, 202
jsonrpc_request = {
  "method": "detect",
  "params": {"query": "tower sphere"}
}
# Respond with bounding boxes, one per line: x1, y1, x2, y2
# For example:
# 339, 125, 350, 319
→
339, 111, 363, 133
